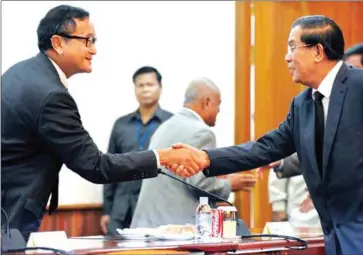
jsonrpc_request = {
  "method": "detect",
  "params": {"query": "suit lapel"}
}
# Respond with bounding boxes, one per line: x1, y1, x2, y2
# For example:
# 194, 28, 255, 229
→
322, 65, 349, 173
302, 96, 321, 179
34, 52, 67, 91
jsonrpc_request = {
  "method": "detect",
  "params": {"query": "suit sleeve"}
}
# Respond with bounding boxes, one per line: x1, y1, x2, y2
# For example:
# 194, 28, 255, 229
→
184, 129, 231, 200
276, 153, 302, 179
268, 169, 288, 212
102, 123, 119, 215
38, 91, 158, 184
204, 98, 297, 177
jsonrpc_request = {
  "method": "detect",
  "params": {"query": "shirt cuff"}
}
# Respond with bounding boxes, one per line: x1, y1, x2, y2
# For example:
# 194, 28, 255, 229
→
153, 150, 161, 168
274, 159, 284, 171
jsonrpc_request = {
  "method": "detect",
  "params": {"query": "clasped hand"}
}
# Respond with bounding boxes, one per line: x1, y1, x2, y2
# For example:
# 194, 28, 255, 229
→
158, 143, 210, 177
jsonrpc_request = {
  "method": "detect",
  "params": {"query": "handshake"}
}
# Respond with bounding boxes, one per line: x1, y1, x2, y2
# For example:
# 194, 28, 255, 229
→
156, 143, 210, 177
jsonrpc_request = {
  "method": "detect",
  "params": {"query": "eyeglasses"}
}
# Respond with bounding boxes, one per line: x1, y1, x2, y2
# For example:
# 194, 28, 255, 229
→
55, 32, 97, 48
287, 44, 313, 54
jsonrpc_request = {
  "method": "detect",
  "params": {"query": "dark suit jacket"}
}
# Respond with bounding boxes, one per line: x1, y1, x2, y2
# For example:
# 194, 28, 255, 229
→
1, 52, 158, 239
204, 63, 363, 254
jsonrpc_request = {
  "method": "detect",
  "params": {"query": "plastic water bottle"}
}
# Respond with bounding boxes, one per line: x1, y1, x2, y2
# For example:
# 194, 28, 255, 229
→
195, 197, 212, 238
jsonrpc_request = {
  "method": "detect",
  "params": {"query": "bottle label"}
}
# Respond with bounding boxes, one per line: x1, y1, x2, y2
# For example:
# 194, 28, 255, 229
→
211, 209, 223, 237
196, 213, 212, 237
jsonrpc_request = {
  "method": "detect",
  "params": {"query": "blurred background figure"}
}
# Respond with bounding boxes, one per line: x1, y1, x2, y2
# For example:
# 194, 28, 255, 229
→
101, 66, 173, 235
344, 43, 363, 69
268, 153, 320, 228
131, 78, 256, 228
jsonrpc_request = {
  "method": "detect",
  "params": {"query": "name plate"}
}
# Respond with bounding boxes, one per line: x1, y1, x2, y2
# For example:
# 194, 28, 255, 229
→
26, 231, 70, 253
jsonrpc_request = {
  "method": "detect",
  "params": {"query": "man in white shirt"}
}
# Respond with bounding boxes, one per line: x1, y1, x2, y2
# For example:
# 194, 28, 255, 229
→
268, 153, 320, 227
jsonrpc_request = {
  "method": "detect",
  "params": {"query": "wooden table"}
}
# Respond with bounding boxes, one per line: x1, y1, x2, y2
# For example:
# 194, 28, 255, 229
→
58, 235, 325, 255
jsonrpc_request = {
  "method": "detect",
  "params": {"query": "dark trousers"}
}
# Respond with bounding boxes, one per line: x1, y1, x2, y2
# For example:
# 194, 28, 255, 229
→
107, 207, 133, 236
21, 211, 42, 241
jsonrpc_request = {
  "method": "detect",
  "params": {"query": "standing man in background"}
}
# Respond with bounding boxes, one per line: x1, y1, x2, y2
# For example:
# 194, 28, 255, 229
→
131, 78, 256, 228
344, 43, 363, 69
100, 66, 173, 235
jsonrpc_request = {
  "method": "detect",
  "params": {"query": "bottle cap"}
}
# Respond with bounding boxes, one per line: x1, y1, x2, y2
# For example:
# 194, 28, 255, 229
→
200, 197, 208, 204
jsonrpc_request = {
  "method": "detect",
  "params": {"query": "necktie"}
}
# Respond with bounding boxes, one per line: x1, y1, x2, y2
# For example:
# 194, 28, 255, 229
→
49, 176, 59, 215
314, 91, 325, 174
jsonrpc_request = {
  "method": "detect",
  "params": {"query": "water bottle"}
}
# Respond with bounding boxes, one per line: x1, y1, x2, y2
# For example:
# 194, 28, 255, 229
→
195, 197, 212, 238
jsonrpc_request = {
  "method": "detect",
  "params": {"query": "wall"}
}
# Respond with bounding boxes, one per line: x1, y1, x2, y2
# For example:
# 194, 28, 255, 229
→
2, 1, 236, 206
39, 205, 103, 237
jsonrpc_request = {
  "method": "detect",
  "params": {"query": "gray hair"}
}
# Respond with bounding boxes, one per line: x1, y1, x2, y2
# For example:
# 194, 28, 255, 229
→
183, 77, 219, 104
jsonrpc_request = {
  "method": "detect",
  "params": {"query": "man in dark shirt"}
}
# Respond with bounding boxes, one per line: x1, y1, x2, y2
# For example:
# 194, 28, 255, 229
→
100, 66, 172, 235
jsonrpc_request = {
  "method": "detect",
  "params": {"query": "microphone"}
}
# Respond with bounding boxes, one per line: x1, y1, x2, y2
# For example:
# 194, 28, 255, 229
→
1, 207, 26, 250
157, 169, 250, 235
1, 207, 74, 255
158, 169, 233, 206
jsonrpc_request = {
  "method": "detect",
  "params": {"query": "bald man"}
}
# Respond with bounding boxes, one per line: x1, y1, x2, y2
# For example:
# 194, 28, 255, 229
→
130, 78, 256, 228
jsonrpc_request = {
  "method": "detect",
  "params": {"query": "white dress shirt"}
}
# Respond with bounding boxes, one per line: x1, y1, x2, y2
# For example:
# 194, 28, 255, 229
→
269, 170, 321, 227
312, 60, 343, 126
48, 57, 68, 88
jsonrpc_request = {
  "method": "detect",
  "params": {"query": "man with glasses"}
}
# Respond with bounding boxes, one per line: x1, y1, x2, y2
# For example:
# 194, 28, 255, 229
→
262, 42, 363, 178
1, 5, 200, 240
171, 15, 363, 255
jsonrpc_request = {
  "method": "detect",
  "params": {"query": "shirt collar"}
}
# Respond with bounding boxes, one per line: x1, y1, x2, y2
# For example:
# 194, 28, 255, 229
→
312, 60, 343, 99
130, 105, 164, 123
182, 107, 205, 123
48, 57, 68, 89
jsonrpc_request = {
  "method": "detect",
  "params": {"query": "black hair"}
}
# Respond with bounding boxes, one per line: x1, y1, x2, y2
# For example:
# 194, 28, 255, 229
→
132, 66, 162, 87
37, 5, 89, 52
292, 15, 345, 61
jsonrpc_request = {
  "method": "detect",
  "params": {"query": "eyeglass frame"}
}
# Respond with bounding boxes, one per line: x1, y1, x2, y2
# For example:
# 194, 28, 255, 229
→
54, 32, 97, 48
287, 44, 315, 54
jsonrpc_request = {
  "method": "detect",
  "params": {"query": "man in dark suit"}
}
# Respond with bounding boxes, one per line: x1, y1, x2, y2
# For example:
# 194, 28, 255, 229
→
171, 15, 363, 254
1, 5, 199, 240
260, 43, 363, 179
101, 66, 172, 235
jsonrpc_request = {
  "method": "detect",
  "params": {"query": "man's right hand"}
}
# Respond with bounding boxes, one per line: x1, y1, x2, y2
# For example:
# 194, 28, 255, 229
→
157, 144, 210, 177
100, 215, 110, 234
